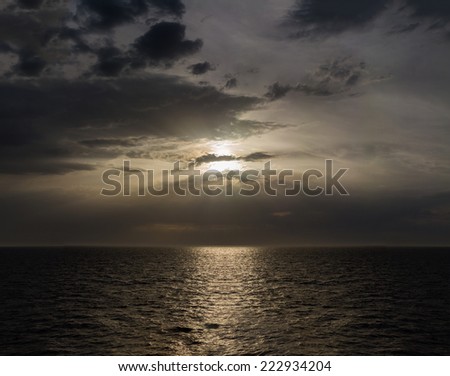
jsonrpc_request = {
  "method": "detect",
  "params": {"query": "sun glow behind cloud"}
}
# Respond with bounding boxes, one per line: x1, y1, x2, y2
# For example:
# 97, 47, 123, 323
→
205, 141, 243, 172
207, 160, 242, 172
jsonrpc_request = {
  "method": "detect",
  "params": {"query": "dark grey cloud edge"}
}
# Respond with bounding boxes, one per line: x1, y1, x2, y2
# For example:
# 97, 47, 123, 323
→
405, 0, 450, 22
13, 51, 47, 77
17, 0, 44, 10
0, 76, 286, 175
92, 22, 204, 77
79, 137, 149, 148
224, 77, 238, 90
194, 152, 274, 166
265, 82, 294, 101
76, 0, 185, 30
0, 161, 96, 175
265, 58, 368, 100
132, 22, 203, 67
286, 0, 450, 37
187, 61, 214, 75
287, 0, 391, 36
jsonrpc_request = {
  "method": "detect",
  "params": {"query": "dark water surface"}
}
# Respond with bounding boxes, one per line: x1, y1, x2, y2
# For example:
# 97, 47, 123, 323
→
0, 247, 449, 355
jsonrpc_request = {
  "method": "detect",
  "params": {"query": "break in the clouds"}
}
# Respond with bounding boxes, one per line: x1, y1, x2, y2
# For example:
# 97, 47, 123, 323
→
0, 0, 449, 245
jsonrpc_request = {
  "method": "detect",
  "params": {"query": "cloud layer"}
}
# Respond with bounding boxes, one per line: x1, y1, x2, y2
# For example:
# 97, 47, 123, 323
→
0, 0, 449, 245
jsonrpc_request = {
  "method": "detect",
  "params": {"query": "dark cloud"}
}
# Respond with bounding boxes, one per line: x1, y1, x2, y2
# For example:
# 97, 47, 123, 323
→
0, 76, 259, 135
224, 77, 237, 89
92, 46, 129, 76
0, 161, 95, 175
0, 5, 76, 77
89, 22, 204, 75
77, 0, 146, 29
0, 2, 200, 78
57, 27, 93, 53
298, 58, 367, 95
406, 0, 450, 22
287, 0, 450, 38
13, 51, 47, 76
194, 153, 235, 165
0, 42, 14, 53
148, 0, 185, 18
188, 61, 213, 75
0, 12, 53, 52
133, 22, 203, 65
0, 76, 283, 174
264, 82, 293, 101
288, 0, 390, 36
79, 137, 147, 148
243, 152, 273, 161
77, 0, 185, 30
265, 58, 370, 100
194, 152, 274, 166
0, 124, 40, 147
18, 0, 44, 9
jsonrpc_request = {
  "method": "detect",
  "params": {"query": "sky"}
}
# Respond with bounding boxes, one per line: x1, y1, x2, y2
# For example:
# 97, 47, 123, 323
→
0, 0, 449, 246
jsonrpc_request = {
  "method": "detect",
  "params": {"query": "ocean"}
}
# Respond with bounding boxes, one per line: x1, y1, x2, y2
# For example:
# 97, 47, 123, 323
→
0, 247, 449, 355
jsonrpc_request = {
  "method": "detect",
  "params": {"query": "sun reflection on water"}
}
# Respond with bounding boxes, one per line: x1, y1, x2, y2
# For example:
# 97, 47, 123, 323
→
169, 247, 264, 355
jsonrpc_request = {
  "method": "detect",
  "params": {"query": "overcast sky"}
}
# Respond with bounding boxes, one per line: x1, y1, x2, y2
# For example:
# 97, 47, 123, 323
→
0, 0, 449, 246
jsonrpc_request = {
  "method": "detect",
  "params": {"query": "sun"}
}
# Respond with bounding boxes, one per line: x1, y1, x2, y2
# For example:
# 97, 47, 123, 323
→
206, 142, 242, 172
212, 142, 233, 156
